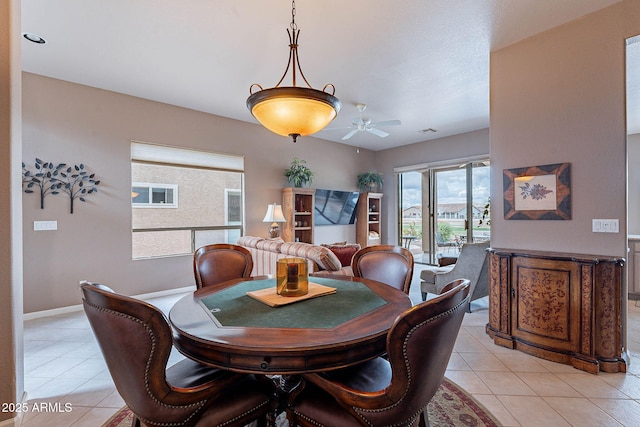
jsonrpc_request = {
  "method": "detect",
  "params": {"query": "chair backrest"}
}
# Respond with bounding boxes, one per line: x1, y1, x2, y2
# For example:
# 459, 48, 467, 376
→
351, 245, 414, 294
80, 281, 207, 426
444, 241, 489, 294
359, 280, 470, 425
193, 243, 253, 289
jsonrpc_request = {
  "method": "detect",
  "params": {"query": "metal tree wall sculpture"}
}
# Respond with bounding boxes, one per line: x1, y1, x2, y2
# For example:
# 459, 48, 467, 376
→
22, 159, 101, 213
54, 164, 101, 214
22, 159, 64, 209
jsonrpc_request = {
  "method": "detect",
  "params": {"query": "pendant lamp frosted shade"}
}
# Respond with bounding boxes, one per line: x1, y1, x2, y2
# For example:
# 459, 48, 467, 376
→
247, 87, 340, 141
247, 0, 340, 143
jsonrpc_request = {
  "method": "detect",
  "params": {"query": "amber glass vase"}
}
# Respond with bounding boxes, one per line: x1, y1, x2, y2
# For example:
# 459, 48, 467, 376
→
276, 258, 309, 297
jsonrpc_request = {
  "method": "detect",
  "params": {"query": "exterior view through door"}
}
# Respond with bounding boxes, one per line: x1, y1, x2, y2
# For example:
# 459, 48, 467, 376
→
398, 160, 490, 265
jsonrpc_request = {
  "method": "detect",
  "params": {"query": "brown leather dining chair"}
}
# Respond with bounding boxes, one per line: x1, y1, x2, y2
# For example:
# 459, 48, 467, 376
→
193, 243, 253, 289
351, 244, 414, 294
80, 281, 274, 427
286, 279, 470, 427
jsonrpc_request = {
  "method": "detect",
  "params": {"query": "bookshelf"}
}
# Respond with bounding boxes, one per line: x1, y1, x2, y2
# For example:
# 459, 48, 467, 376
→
356, 192, 383, 247
281, 187, 315, 243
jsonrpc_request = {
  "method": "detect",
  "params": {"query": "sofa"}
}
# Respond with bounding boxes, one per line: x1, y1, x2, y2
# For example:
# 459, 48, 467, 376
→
237, 236, 357, 277
420, 241, 489, 311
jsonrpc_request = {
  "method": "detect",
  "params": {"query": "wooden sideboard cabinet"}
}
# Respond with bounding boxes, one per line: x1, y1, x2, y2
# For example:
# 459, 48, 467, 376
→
486, 248, 626, 374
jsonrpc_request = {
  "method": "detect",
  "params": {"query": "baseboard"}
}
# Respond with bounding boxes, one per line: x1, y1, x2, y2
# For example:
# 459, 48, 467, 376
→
131, 285, 192, 302
23, 286, 193, 320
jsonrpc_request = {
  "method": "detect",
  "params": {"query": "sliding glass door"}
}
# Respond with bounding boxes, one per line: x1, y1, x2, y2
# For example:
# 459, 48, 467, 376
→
398, 171, 424, 255
398, 160, 490, 265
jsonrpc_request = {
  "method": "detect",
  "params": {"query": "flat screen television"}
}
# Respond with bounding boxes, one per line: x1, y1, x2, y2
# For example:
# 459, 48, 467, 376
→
314, 189, 359, 226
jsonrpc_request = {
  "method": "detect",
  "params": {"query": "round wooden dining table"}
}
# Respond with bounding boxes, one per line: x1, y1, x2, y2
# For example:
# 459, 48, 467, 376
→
169, 275, 412, 375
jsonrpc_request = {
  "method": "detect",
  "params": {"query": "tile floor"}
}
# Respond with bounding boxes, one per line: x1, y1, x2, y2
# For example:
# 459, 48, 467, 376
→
20, 267, 640, 426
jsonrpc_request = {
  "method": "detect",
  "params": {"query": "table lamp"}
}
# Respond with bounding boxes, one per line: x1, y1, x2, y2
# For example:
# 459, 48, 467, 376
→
263, 203, 286, 238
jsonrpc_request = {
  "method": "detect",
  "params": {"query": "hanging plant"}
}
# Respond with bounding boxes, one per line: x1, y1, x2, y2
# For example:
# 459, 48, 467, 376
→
284, 157, 313, 187
357, 171, 383, 192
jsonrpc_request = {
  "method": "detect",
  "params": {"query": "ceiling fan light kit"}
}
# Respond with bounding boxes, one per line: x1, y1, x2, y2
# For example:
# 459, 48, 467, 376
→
246, 0, 341, 143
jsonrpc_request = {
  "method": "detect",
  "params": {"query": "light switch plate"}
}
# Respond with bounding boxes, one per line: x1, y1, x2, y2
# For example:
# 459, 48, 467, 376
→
592, 219, 619, 233
34, 220, 57, 231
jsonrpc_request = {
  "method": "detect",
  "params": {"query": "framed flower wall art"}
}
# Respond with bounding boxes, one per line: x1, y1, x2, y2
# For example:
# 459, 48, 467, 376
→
503, 162, 571, 220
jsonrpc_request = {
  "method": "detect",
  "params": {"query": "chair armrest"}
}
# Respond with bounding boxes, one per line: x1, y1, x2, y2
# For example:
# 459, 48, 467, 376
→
433, 252, 488, 294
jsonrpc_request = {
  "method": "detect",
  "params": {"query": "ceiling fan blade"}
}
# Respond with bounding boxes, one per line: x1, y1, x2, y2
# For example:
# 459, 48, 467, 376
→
367, 128, 389, 138
323, 125, 352, 131
342, 129, 359, 140
371, 119, 401, 127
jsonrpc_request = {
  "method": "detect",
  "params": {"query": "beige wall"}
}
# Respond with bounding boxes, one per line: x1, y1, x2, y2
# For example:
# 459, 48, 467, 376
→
1, 0, 24, 423
490, 0, 640, 257
21, 73, 376, 312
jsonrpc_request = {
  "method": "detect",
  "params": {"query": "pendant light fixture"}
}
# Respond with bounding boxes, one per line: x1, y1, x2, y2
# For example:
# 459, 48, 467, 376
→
247, 1, 341, 143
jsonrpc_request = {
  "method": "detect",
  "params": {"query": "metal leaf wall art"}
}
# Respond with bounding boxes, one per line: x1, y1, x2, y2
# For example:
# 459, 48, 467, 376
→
22, 159, 101, 213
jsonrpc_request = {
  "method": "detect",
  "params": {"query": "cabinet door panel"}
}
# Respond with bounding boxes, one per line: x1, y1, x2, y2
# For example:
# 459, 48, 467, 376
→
512, 257, 580, 352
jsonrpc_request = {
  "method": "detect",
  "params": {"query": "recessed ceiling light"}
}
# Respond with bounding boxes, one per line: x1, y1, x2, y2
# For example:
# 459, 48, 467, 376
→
22, 33, 46, 44
418, 128, 437, 134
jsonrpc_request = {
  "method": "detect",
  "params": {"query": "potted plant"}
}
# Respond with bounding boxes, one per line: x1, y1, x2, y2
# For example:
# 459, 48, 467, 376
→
357, 171, 383, 192
284, 157, 313, 187
478, 197, 490, 226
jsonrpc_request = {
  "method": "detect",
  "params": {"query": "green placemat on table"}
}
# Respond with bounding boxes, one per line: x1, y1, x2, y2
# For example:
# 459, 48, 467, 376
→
199, 276, 386, 329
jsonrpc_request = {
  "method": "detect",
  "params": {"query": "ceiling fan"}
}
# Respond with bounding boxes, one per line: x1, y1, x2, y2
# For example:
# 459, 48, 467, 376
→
340, 104, 401, 140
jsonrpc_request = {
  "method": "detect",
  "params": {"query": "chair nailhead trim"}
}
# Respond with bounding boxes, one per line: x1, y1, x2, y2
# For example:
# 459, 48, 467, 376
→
86, 302, 207, 426
216, 399, 271, 427
292, 411, 326, 427
352, 295, 470, 427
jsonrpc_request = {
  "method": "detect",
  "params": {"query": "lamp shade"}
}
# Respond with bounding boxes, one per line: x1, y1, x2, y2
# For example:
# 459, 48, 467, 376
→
263, 203, 286, 223
247, 87, 340, 139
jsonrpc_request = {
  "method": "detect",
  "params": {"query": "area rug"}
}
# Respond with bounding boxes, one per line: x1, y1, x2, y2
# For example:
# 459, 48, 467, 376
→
102, 377, 501, 426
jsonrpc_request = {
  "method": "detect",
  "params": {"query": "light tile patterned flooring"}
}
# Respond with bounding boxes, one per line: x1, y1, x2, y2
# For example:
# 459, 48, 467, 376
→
21, 266, 640, 426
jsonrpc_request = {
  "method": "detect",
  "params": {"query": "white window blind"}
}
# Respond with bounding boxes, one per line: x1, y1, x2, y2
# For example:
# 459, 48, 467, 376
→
131, 141, 244, 171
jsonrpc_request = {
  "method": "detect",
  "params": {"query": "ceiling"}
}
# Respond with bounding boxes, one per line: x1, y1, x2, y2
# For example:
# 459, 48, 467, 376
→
20, 0, 634, 151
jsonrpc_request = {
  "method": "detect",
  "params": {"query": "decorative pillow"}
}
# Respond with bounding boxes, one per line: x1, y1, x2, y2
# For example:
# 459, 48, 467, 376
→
322, 243, 361, 267
236, 236, 264, 248
281, 242, 342, 271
